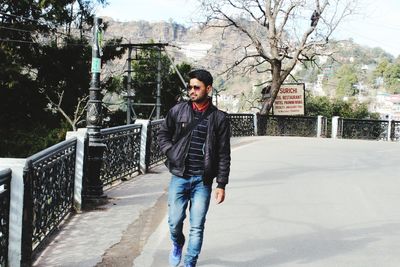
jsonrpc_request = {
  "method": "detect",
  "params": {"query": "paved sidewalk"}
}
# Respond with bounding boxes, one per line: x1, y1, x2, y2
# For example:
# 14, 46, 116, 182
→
34, 137, 400, 267
33, 163, 171, 267
32, 137, 251, 267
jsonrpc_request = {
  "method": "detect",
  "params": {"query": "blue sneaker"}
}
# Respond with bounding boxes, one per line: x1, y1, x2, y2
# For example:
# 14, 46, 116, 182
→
169, 243, 183, 267
184, 263, 195, 267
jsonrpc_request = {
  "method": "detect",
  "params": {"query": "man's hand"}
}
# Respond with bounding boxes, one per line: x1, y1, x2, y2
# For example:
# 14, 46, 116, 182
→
215, 188, 225, 204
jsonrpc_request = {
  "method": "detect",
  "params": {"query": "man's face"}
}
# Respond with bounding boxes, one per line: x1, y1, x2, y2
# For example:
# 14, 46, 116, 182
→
187, 78, 212, 103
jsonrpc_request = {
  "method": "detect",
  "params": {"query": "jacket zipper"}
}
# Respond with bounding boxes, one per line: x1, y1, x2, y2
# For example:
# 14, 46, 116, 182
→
203, 117, 213, 180
182, 109, 195, 175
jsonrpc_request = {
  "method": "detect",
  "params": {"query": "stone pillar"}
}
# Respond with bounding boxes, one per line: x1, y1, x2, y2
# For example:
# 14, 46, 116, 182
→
317, 115, 323, 138
331, 116, 340, 139
66, 128, 87, 212
253, 113, 258, 136
0, 160, 25, 267
135, 119, 150, 174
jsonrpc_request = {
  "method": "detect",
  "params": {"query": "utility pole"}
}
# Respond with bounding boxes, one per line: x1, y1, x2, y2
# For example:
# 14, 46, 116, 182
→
83, 17, 106, 207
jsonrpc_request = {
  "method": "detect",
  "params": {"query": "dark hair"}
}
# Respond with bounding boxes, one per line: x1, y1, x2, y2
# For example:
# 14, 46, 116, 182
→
188, 69, 213, 87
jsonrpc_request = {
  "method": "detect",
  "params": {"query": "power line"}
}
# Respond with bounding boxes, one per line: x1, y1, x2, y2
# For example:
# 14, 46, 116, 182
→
0, 35, 143, 47
0, 25, 91, 41
0, 20, 96, 46
0, 25, 38, 34
365, 22, 400, 31
0, 38, 89, 47
0, 24, 97, 48
0, 11, 52, 25
339, 28, 400, 54
0, 11, 77, 37
0, 38, 37, 44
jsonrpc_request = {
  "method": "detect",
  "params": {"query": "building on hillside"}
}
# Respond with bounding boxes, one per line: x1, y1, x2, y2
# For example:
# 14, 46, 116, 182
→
370, 92, 400, 120
218, 94, 240, 113
309, 74, 326, 96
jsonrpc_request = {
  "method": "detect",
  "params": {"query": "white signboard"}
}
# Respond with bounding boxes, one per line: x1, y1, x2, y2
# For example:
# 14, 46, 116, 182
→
273, 83, 305, 115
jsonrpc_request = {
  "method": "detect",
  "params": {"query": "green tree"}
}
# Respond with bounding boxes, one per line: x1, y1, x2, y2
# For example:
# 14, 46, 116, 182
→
372, 59, 400, 93
333, 64, 358, 97
306, 95, 378, 119
0, 0, 126, 157
383, 63, 400, 93
35, 36, 126, 131
375, 59, 390, 76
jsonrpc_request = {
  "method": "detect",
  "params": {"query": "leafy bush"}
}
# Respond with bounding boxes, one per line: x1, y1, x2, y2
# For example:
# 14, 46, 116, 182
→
0, 122, 69, 158
306, 95, 379, 119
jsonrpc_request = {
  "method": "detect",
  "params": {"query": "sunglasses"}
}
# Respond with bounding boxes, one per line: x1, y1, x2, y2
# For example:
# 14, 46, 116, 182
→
186, 84, 202, 91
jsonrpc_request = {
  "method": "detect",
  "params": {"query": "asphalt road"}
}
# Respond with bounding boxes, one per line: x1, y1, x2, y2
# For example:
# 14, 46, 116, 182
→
135, 137, 400, 267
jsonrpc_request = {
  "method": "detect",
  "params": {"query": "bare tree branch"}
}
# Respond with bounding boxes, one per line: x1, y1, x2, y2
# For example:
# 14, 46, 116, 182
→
43, 89, 88, 131
199, 0, 358, 114
276, 3, 296, 41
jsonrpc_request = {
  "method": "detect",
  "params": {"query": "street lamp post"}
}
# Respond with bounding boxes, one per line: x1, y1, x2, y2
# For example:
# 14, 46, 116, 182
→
82, 17, 107, 207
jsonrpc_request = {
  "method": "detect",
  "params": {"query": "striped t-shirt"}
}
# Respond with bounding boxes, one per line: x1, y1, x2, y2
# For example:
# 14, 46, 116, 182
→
184, 110, 209, 177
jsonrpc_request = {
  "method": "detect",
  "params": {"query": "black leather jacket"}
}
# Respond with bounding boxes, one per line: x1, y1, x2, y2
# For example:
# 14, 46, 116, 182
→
157, 101, 231, 187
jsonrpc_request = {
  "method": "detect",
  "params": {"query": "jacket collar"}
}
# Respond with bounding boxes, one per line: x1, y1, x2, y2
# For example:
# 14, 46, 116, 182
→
192, 99, 211, 112
188, 97, 216, 112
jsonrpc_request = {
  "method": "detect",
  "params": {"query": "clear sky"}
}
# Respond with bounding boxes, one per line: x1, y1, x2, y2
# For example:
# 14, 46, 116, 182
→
96, 0, 400, 58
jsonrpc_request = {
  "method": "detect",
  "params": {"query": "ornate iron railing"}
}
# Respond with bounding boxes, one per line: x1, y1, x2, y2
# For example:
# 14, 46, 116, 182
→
391, 120, 400, 141
0, 168, 11, 267
320, 116, 328, 137
339, 118, 389, 140
22, 138, 77, 262
228, 114, 255, 137
146, 119, 166, 168
336, 117, 344, 138
257, 115, 318, 137
100, 124, 142, 185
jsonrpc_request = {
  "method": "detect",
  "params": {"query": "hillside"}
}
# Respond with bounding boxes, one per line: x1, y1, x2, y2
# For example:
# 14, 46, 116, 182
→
102, 18, 398, 112
103, 17, 249, 73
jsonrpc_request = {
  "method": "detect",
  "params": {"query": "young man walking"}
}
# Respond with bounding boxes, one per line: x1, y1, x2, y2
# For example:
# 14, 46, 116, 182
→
158, 69, 231, 267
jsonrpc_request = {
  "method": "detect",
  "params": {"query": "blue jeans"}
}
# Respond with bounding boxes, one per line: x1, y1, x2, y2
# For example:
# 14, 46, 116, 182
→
168, 175, 212, 265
